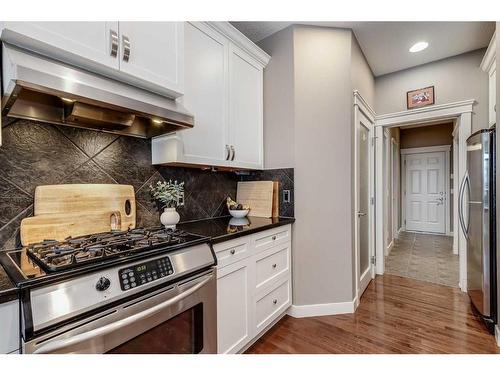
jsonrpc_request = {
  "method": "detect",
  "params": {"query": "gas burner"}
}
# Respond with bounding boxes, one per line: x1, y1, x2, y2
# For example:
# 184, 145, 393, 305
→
26, 227, 202, 273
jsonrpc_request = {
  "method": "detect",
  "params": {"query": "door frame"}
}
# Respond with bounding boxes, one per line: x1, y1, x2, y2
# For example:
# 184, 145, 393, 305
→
375, 99, 475, 292
400, 145, 451, 235
353, 91, 376, 308
391, 138, 400, 242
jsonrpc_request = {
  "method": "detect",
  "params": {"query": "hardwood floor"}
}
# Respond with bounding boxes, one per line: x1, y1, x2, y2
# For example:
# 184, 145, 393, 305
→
246, 275, 500, 354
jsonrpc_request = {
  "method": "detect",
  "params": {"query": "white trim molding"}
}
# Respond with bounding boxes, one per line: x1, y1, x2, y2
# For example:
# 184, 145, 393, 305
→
480, 31, 496, 73
287, 298, 356, 318
374, 100, 474, 293
208, 22, 271, 66
375, 99, 475, 128
400, 145, 451, 154
354, 90, 376, 122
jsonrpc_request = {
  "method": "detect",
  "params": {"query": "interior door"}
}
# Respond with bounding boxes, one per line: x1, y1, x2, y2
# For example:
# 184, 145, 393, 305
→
356, 110, 374, 297
405, 152, 446, 233
118, 22, 184, 96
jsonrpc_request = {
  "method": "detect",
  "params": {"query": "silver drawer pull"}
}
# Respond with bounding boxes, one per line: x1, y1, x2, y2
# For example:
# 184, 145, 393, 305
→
272, 263, 277, 269
122, 35, 131, 62
272, 236, 277, 240
273, 299, 278, 305
230, 249, 235, 255
109, 30, 118, 57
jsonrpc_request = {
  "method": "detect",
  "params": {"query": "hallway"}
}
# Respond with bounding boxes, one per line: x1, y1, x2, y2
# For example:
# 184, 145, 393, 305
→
246, 275, 499, 354
385, 232, 459, 287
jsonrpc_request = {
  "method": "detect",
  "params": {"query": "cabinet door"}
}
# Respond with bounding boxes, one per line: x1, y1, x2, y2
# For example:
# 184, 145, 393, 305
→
228, 44, 264, 169
0, 22, 120, 70
217, 259, 253, 354
0, 300, 20, 354
178, 22, 229, 166
118, 22, 184, 97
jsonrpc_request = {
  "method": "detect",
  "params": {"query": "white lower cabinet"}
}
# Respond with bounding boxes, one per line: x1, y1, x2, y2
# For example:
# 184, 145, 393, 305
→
0, 300, 20, 354
215, 225, 292, 353
217, 258, 254, 354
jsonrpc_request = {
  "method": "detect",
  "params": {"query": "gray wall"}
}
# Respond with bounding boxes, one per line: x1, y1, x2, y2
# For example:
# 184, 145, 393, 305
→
375, 49, 488, 132
259, 25, 375, 306
259, 26, 295, 170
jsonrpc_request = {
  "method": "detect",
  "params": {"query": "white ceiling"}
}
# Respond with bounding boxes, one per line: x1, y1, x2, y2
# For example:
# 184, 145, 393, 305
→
231, 22, 495, 76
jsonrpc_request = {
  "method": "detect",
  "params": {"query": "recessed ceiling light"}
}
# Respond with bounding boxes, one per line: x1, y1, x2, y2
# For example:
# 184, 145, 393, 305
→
409, 41, 428, 53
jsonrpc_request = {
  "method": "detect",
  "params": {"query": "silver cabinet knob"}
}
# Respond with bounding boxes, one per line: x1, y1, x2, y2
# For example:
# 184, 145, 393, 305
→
272, 263, 277, 269
109, 30, 119, 57
230, 249, 235, 255
230, 145, 235, 161
225, 145, 230, 160
273, 299, 277, 304
272, 236, 277, 240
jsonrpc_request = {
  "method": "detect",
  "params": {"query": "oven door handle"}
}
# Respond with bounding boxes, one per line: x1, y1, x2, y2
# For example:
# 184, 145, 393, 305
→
33, 274, 213, 354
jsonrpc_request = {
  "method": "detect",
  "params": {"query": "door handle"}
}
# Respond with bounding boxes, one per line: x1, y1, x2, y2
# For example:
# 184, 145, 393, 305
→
436, 197, 444, 205
109, 30, 119, 57
230, 145, 235, 161
122, 35, 131, 62
357, 211, 367, 217
458, 172, 469, 239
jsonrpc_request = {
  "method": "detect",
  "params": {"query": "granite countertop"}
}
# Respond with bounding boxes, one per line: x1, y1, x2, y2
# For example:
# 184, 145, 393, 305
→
0, 263, 18, 304
178, 216, 295, 244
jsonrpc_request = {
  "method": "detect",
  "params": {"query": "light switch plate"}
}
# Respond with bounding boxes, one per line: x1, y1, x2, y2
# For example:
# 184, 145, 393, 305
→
283, 190, 290, 203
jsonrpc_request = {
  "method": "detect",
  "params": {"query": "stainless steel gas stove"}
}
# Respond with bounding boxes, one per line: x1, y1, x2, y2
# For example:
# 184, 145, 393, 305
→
0, 227, 217, 354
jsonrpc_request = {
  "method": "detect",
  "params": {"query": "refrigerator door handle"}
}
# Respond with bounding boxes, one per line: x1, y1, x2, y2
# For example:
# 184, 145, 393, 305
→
458, 172, 470, 239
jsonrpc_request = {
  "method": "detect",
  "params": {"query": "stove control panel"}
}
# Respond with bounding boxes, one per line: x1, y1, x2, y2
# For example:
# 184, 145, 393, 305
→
118, 256, 174, 291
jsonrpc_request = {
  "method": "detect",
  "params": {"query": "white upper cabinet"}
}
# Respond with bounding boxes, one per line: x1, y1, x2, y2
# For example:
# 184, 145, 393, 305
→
0, 22, 120, 70
0, 21, 184, 98
228, 45, 264, 169
152, 22, 270, 170
118, 22, 184, 96
178, 22, 229, 166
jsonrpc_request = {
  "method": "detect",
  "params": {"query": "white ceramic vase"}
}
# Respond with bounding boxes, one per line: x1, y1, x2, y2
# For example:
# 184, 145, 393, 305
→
160, 207, 180, 229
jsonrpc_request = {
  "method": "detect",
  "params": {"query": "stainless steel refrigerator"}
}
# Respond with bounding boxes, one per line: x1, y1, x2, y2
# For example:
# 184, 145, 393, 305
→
459, 127, 497, 331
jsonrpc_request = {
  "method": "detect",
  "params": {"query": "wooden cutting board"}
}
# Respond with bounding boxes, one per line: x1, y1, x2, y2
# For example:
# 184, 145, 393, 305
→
20, 184, 137, 245
34, 184, 136, 224
237, 181, 275, 218
20, 211, 122, 246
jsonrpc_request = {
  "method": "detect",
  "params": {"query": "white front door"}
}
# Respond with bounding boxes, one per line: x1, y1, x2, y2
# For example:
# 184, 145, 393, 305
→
405, 151, 446, 233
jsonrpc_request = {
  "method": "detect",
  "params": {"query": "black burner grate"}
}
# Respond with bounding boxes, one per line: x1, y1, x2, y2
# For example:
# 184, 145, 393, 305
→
26, 227, 194, 272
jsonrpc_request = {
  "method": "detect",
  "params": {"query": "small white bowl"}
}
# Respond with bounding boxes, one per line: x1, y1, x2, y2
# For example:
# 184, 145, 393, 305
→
229, 209, 249, 218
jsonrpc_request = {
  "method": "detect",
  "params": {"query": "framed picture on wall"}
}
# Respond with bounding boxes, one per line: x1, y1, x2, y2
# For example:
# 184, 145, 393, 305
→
406, 86, 435, 109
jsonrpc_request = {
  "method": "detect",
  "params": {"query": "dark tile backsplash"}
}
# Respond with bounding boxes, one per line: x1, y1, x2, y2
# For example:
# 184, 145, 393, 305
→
0, 118, 294, 249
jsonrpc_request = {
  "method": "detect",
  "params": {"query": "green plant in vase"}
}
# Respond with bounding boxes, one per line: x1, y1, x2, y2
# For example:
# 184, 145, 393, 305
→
150, 180, 185, 229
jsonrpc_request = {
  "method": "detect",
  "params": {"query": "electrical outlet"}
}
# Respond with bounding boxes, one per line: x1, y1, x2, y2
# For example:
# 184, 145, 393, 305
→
177, 192, 185, 206
283, 190, 291, 203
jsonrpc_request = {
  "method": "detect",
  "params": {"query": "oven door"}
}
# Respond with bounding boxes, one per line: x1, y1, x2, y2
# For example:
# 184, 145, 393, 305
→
24, 270, 216, 354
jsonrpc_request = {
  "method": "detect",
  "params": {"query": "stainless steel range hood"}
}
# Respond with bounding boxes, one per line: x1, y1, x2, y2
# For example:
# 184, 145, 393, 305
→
1, 44, 194, 138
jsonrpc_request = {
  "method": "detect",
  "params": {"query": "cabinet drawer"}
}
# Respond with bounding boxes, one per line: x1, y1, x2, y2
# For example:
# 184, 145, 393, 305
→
214, 237, 251, 268
252, 225, 291, 254
255, 278, 291, 333
255, 243, 290, 291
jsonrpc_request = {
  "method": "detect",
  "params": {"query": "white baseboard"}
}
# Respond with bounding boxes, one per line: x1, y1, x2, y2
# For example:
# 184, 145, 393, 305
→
496, 325, 500, 347
287, 298, 356, 318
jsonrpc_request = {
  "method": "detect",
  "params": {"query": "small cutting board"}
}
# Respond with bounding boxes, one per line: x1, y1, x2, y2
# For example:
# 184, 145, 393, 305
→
20, 211, 123, 246
237, 181, 275, 218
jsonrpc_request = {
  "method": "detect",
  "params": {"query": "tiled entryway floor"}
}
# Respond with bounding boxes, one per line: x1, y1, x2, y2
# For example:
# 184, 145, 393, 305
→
385, 232, 459, 287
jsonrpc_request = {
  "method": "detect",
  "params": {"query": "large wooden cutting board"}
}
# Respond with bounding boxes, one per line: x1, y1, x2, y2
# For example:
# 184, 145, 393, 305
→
237, 181, 275, 218
21, 211, 122, 246
20, 184, 137, 245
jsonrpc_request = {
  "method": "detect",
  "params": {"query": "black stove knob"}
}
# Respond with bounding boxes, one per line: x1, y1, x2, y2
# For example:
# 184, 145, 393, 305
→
95, 277, 111, 291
